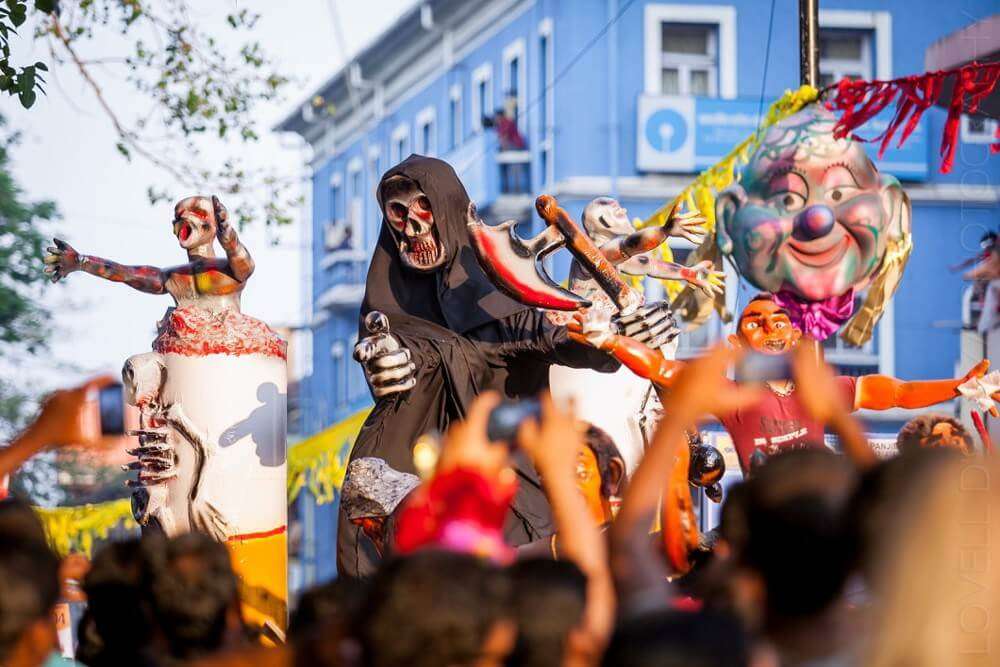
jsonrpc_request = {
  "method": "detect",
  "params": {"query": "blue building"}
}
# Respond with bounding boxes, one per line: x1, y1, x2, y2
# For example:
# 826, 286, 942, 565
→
277, 0, 1000, 584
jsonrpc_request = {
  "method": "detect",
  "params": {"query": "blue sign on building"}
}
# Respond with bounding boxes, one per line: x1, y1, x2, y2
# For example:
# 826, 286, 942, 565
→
637, 95, 930, 180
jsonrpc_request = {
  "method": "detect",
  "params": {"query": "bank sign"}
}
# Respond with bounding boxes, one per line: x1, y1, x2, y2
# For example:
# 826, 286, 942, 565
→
637, 95, 929, 181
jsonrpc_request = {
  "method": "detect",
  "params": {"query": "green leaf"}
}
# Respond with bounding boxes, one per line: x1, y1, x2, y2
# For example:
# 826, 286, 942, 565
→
115, 142, 131, 160
33, 61, 46, 71
18, 87, 35, 107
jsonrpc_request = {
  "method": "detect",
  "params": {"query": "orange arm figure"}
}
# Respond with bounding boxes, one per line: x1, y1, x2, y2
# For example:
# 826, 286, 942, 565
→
571, 324, 994, 413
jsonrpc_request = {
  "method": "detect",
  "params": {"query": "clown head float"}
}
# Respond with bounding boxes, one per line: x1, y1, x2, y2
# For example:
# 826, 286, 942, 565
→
716, 104, 912, 342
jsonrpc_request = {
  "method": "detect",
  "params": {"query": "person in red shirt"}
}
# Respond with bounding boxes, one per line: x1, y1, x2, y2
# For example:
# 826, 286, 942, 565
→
571, 294, 996, 473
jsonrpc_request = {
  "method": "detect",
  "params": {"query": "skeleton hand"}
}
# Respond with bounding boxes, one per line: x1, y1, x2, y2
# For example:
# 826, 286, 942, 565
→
43, 238, 81, 283
665, 210, 708, 245
612, 301, 679, 349
682, 260, 725, 298
124, 427, 177, 485
354, 311, 416, 398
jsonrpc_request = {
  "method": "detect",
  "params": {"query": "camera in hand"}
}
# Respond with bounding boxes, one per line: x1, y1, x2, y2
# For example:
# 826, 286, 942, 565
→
486, 399, 541, 445
736, 351, 792, 384
97, 383, 125, 436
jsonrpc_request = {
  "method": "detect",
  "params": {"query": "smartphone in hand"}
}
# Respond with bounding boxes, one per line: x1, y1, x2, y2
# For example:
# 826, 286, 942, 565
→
486, 399, 541, 445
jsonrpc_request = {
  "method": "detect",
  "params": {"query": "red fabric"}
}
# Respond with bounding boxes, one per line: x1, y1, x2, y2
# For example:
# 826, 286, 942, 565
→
824, 62, 1000, 173
394, 466, 517, 563
495, 115, 526, 150
719, 377, 857, 473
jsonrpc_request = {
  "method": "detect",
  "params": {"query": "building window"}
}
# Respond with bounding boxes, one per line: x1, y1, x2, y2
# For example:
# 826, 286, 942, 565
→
328, 172, 342, 221
415, 106, 436, 156
819, 10, 891, 80
961, 115, 998, 145
538, 19, 554, 187
347, 158, 363, 249
390, 123, 409, 165
644, 5, 736, 98
659, 23, 718, 96
818, 29, 873, 87
367, 145, 381, 189
471, 63, 493, 133
448, 84, 463, 150
502, 39, 526, 131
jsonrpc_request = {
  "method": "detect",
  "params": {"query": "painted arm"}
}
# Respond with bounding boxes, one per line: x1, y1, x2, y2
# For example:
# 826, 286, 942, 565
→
599, 209, 708, 264
43, 238, 167, 293
855, 361, 996, 411
618, 256, 725, 298
586, 331, 685, 389
212, 196, 255, 283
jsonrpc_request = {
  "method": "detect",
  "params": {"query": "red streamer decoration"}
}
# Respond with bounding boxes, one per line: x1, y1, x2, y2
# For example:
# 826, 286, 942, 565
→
824, 61, 1000, 173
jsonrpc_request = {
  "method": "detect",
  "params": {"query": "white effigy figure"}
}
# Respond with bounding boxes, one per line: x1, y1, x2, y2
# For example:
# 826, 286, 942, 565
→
548, 198, 722, 472
44, 196, 288, 634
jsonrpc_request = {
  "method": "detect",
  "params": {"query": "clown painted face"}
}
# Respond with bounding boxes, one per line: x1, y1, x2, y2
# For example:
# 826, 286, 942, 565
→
173, 196, 218, 250
731, 298, 801, 355
718, 106, 909, 302
382, 176, 447, 272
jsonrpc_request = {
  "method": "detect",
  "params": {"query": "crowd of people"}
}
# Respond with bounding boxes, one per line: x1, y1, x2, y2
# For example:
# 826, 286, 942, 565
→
1, 335, 997, 667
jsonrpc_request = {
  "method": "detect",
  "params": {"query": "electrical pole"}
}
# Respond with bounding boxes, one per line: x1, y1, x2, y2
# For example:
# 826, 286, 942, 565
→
799, 0, 819, 87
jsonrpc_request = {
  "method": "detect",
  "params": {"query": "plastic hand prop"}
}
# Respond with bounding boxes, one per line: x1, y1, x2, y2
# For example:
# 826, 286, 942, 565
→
957, 369, 1000, 418
354, 311, 417, 398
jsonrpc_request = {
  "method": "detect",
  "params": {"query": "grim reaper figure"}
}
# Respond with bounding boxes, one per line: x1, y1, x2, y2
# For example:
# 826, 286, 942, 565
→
339, 155, 675, 576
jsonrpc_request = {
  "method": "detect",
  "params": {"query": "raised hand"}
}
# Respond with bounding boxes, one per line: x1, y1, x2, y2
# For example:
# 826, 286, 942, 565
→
354, 311, 417, 398
682, 260, 725, 298
436, 390, 513, 480
212, 195, 236, 245
664, 209, 708, 245
43, 238, 82, 283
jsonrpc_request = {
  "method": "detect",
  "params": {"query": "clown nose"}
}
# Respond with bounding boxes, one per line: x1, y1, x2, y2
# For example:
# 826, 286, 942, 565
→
792, 205, 836, 241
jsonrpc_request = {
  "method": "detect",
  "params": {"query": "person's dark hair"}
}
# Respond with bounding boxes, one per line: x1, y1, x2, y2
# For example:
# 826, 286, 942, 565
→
140, 531, 242, 661
78, 538, 156, 666
289, 577, 368, 638
358, 551, 512, 667
896, 413, 973, 454
506, 559, 586, 667
744, 292, 791, 318
602, 609, 749, 667
583, 424, 624, 497
725, 449, 857, 623
0, 502, 60, 663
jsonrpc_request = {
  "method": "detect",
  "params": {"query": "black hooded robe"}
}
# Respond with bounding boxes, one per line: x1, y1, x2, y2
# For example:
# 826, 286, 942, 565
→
336, 155, 618, 578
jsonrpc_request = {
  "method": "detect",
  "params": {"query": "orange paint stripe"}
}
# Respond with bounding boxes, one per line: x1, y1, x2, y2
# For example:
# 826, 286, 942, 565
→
227, 525, 287, 542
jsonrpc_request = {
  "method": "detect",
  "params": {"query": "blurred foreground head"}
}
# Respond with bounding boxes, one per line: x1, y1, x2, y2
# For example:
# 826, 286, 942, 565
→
866, 455, 1000, 667
141, 531, 246, 662
0, 499, 61, 667
358, 550, 514, 667
720, 449, 857, 633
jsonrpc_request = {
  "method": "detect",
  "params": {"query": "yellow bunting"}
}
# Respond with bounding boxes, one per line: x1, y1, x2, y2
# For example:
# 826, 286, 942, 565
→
34, 498, 134, 557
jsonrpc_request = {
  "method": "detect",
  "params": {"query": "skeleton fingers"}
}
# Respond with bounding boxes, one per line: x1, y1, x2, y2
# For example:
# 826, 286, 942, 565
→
612, 301, 680, 350
122, 352, 233, 540
354, 311, 417, 398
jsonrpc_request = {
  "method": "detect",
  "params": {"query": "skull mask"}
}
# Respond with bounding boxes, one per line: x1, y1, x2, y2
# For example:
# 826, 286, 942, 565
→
382, 176, 447, 272
582, 197, 634, 244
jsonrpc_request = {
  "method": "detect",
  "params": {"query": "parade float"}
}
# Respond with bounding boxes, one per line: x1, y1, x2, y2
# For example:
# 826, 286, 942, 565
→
44, 195, 289, 636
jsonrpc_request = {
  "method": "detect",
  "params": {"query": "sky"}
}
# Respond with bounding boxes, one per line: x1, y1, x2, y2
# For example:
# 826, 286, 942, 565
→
5, 0, 415, 390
